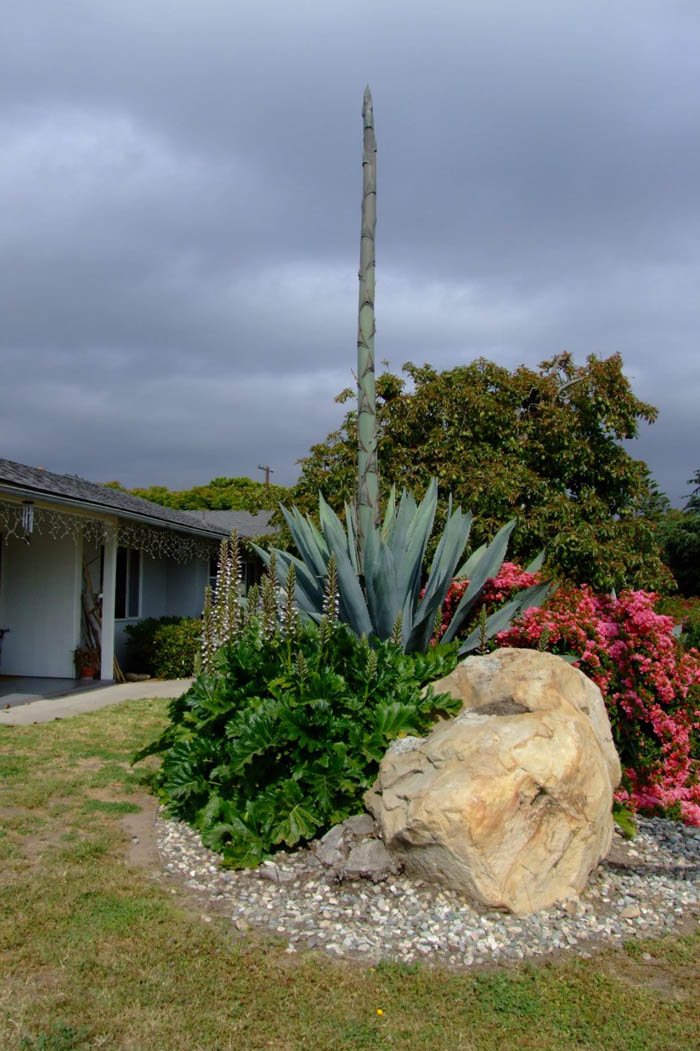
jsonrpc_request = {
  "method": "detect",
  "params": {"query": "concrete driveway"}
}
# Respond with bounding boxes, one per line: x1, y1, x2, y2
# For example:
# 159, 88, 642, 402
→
0, 678, 193, 725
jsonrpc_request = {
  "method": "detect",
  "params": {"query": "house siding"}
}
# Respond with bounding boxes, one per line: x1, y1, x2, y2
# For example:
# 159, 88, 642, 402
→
0, 532, 81, 677
113, 554, 207, 670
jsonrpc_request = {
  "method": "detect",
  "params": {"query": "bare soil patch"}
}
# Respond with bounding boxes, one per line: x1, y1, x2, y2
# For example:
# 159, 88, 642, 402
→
120, 792, 162, 871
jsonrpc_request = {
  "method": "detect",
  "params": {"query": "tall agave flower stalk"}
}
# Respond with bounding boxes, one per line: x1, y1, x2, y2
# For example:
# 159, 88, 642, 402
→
356, 85, 379, 553
250, 91, 553, 655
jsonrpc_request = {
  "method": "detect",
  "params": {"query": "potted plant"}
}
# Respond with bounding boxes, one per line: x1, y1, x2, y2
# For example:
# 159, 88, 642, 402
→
74, 645, 100, 681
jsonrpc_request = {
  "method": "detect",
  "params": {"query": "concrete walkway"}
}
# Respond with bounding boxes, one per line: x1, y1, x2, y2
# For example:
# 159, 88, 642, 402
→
0, 679, 193, 726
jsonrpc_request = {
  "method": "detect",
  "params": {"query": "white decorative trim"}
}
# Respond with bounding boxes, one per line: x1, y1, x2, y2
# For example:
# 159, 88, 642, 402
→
0, 498, 218, 564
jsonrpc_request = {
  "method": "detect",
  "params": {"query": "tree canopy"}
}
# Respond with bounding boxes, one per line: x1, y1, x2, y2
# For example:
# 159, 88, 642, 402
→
106, 476, 291, 514
657, 471, 700, 596
289, 353, 669, 592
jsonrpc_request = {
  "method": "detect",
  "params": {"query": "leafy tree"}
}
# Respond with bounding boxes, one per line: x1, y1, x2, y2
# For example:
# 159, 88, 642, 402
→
289, 353, 669, 592
684, 469, 700, 515
657, 471, 700, 596
106, 476, 291, 513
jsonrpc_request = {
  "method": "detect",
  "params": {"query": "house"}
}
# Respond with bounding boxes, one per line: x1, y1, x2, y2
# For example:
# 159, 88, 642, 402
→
0, 459, 273, 681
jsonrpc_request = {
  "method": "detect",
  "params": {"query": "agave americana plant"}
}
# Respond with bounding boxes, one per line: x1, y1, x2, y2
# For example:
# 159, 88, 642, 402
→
253, 479, 550, 656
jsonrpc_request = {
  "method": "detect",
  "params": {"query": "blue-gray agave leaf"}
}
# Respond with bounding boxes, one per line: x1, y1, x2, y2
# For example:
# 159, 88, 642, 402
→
526, 549, 546, 572
280, 505, 328, 583
343, 501, 361, 575
363, 527, 401, 639
441, 519, 516, 644
380, 485, 397, 540
389, 482, 438, 610
456, 542, 486, 579
317, 496, 373, 637
406, 506, 472, 653
457, 580, 554, 655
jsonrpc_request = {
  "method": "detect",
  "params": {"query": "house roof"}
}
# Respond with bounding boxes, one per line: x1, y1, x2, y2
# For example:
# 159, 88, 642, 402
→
0, 459, 272, 541
189, 509, 276, 537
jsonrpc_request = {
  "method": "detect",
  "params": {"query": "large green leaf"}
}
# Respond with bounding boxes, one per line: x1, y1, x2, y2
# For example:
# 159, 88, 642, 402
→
373, 700, 422, 738
226, 704, 283, 774
220, 816, 265, 869
270, 791, 320, 847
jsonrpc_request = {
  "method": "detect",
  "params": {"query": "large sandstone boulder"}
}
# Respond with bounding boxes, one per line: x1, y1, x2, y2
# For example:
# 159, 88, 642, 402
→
365, 649, 621, 914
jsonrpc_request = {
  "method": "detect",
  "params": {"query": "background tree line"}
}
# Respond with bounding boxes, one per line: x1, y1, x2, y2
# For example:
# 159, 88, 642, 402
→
109, 352, 697, 597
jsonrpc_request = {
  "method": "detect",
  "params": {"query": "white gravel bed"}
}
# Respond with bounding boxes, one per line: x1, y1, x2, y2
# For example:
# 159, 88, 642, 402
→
153, 814, 700, 969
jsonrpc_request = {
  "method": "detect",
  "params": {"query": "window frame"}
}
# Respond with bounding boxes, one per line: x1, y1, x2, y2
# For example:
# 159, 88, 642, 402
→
115, 545, 142, 620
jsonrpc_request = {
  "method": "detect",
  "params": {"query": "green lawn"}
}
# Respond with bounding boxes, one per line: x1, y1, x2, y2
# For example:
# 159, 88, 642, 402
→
0, 698, 698, 1050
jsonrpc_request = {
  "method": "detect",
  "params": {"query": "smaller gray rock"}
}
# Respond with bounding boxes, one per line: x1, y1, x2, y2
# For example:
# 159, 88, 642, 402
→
318, 824, 345, 849
258, 861, 295, 884
315, 830, 345, 869
344, 840, 399, 882
342, 813, 376, 838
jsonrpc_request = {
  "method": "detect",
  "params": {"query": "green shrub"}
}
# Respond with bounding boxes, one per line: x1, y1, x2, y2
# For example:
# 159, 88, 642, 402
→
123, 617, 181, 674
151, 619, 202, 678
123, 616, 200, 677
135, 617, 460, 868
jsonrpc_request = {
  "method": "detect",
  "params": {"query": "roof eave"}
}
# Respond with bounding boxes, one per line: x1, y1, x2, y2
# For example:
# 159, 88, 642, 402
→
0, 482, 226, 541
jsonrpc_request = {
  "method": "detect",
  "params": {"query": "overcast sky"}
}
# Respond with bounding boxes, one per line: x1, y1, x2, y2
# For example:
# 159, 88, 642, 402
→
2, 0, 698, 506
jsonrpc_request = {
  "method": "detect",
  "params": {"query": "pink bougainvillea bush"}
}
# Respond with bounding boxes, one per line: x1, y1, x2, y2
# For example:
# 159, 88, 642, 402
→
440, 565, 700, 825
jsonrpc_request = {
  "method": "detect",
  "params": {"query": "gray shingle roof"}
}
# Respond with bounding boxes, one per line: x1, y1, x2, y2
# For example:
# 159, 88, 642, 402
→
189, 509, 276, 538
0, 458, 262, 540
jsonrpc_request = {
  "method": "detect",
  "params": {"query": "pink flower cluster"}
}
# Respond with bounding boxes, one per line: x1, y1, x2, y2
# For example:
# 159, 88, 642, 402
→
440, 565, 700, 825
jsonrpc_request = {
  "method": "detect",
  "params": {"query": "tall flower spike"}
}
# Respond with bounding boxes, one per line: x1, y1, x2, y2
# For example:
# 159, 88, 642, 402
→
213, 537, 229, 649
295, 647, 308, 683
201, 584, 215, 672
390, 611, 403, 647
282, 561, 297, 638
246, 583, 260, 624
477, 605, 489, 654
260, 551, 279, 641
432, 603, 444, 644
365, 645, 378, 682
226, 531, 242, 642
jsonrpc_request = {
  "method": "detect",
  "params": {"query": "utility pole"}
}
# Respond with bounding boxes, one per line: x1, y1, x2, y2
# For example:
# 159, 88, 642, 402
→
257, 464, 273, 493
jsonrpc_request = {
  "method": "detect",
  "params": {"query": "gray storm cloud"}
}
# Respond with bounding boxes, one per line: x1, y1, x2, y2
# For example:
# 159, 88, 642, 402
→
1, 0, 698, 501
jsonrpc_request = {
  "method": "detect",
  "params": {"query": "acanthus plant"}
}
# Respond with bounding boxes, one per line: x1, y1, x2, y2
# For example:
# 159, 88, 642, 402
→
447, 566, 700, 825
135, 552, 462, 868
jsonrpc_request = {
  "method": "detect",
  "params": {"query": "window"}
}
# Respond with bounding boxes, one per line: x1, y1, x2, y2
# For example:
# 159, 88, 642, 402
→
115, 546, 141, 619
